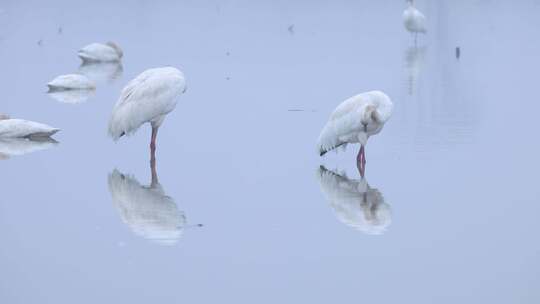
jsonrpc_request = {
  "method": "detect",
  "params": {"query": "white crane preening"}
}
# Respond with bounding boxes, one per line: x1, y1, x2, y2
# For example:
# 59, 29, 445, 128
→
317, 91, 393, 176
108, 67, 186, 159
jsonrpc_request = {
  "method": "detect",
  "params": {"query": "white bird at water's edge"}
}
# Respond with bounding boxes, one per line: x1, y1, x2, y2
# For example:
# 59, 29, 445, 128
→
78, 42, 123, 63
47, 74, 95, 91
108, 67, 186, 157
0, 114, 60, 139
403, 0, 426, 39
317, 91, 393, 176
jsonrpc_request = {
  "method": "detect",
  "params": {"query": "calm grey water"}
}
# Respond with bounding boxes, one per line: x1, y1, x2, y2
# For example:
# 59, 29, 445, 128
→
1, 1, 540, 303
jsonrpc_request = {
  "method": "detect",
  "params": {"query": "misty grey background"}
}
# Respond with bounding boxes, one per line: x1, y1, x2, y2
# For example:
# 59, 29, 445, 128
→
1, 0, 540, 303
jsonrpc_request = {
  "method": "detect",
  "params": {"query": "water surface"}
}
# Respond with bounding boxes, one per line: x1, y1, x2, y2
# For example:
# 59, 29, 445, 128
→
1, 1, 539, 303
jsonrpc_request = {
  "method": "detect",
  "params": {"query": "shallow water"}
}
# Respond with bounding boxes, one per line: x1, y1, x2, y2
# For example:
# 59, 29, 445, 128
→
1, 1, 540, 303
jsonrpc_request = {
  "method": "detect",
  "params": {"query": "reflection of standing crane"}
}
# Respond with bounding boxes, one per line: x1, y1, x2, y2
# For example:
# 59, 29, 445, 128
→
108, 156, 202, 246
316, 166, 391, 235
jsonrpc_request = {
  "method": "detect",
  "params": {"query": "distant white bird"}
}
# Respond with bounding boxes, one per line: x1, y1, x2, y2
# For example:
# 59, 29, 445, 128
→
0, 137, 58, 160
47, 74, 95, 91
0, 115, 60, 139
78, 42, 123, 63
403, 0, 426, 38
108, 158, 200, 245
317, 166, 391, 235
317, 91, 393, 176
108, 67, 187, 157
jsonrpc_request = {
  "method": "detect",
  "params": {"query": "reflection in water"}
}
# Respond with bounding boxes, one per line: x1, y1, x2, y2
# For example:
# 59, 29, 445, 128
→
316, 166, 391, 235
0, 137, 58, 159
47, 89, 95, 104
108, 159, 192, 245
404, 46, 426, 95
78, 62, 123, 84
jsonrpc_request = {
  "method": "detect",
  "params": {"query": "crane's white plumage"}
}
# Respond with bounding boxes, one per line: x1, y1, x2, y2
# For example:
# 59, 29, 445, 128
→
403, 1, 427, 34
78, 42, 123, 63
0, 118, 60, 138
108, 169, 186, 245
47, 74, 95, 91
317, 166, 391, 235
108, 67, 186, 141
0, 137, 58, 160
317, 91, 393, 156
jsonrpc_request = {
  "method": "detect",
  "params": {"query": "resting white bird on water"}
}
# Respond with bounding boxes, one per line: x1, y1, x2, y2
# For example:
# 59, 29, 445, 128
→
108, 67, 186, 157
317, 91, 393, 176
317, 166, 391, 235
0, 114, 60, 139
47, 74, 95, 91
78, 42, 123, 63
403, 0, 426, 38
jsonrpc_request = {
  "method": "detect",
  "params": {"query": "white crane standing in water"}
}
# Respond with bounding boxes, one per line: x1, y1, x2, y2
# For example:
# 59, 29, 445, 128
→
317, 91, 393, 176
403, 0, 426, 43
108, 67, 186, 158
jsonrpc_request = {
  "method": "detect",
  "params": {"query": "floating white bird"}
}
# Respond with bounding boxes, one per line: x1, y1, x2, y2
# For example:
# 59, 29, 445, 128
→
78, 61, 123, 83
78, 42, 123, 63
108, 67, 187, 157
317, 91, 393, 176
403, 0, 427, 38
317, 166, 391, 235
47, 74, 95, 91
0, 137, 58, 160
108, 158, 200, 245
0, 115, 60, 139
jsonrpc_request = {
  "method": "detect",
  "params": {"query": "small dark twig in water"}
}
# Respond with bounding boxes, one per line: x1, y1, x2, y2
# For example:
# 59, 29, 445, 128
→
456, 47, 460, 59
58, 26, 63, 34
37, 39, 43, 46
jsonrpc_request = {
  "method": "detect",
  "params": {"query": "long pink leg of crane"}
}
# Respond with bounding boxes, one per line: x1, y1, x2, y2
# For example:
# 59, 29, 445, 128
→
150, 126, 159, 160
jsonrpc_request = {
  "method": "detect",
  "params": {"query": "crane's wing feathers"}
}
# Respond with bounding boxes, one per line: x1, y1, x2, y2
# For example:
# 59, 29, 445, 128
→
108, 67, 186, 140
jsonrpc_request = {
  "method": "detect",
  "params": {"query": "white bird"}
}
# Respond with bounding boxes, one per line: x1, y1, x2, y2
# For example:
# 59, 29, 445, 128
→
78, 42, 123, 63
317, 166, 391, 235
0, 137, 58, 160
47, 74, 95, 91
317, 91, 393, 176
108, 158, 200, 245
0, 115, 60, 139
108, 67, 187, 157
403, 0, 427, 39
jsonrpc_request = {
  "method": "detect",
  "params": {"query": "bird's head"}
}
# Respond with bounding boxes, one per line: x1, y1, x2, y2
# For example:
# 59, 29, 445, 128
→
106, 41, 123, 58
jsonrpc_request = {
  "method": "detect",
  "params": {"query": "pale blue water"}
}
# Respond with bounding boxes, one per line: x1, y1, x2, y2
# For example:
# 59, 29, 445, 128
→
1, 1, 539, 303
